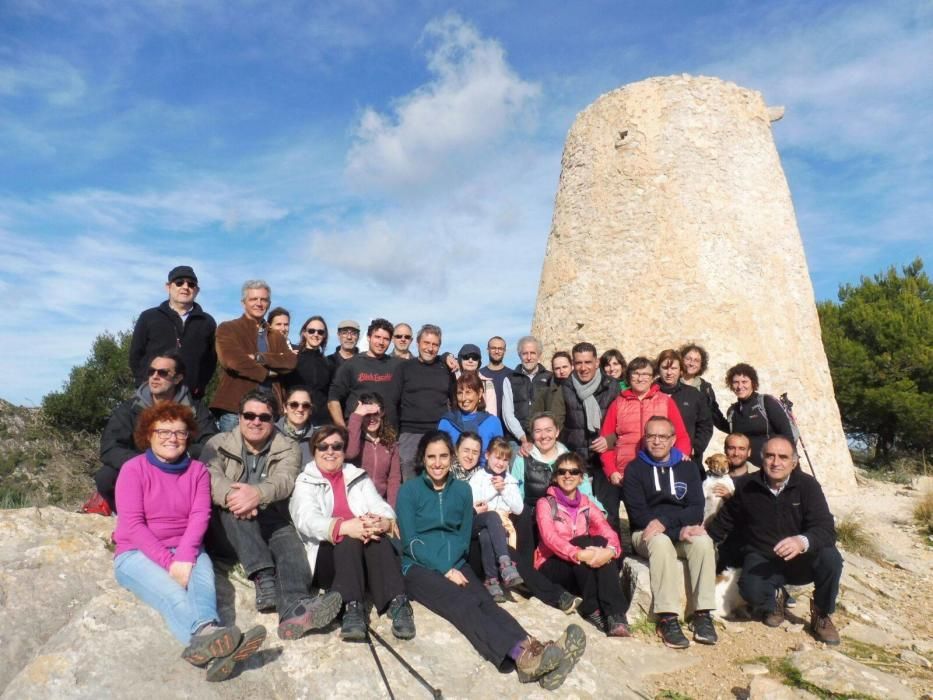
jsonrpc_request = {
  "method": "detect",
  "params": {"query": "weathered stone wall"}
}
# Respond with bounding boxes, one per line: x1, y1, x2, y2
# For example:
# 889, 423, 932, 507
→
531, 75, 856, 494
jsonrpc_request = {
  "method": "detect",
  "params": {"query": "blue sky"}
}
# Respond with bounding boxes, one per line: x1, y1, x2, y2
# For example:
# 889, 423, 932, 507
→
1, 0, 930, 405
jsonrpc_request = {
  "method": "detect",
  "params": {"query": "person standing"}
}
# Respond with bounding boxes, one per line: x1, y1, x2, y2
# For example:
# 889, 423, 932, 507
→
479, 336, 513, 418
501, 336, 552, 455
129, 265, 216, 400
391, 323, 414, 359
327, 320, 361, 372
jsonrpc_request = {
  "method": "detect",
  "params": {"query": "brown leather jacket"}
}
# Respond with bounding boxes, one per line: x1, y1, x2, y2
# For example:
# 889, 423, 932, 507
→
210, 314, 298, 413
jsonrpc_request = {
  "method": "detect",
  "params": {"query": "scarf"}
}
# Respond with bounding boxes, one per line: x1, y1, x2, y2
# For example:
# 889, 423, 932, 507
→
552, 487, 583, 525
145, 448, 191, 474
571, 369, 604, 432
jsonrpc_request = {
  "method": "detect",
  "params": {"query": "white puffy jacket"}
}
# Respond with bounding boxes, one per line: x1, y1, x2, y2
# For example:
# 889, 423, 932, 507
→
290, 461, 396, 578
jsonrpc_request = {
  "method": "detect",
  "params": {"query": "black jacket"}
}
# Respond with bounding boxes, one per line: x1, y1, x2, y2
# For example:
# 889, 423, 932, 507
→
697, 378, 730, 433
99, 384, 217, 472
287, 348, 333, 426
506, 364, 553, 440
129, 301, 217, 398
558, 373, 619, 465
727, 393, 795, 467
398, 357, 454, 434
658, 381, 714, 460
707, 467, 836, 556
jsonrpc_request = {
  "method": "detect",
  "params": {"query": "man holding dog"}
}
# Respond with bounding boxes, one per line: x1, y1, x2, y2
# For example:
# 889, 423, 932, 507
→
707, 436, 842, 644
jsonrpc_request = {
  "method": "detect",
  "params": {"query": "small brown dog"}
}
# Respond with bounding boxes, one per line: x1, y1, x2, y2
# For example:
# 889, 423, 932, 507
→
703, 453, 734, 524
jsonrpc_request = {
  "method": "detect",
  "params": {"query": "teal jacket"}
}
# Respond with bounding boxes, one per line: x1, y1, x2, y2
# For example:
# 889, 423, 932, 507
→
396, 471, 473, 575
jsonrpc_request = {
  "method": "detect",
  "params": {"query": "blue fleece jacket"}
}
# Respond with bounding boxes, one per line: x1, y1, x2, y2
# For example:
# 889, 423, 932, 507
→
437, 410, 503, 465
620, 447, 704, 538
396, 471, 473, 575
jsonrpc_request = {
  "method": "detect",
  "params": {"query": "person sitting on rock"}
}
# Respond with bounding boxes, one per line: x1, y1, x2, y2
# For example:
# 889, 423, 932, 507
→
201, 389, 342, 641
707, 436, 842, 645
113, 402, 265, 682
290, 425, 415, 643
90, 350, 217, 514
621, 416, 718, 649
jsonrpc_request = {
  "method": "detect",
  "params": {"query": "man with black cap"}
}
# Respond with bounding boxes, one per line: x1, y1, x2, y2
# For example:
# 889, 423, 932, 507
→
129, 265, 217, 399
327, 319, 361, 371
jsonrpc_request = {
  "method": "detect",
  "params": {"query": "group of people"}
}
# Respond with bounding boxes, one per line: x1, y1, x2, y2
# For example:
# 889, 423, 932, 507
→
90, 266, 844, 686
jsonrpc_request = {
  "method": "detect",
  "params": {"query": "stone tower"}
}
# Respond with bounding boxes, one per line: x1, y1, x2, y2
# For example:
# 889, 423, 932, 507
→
531, 75, 856, 494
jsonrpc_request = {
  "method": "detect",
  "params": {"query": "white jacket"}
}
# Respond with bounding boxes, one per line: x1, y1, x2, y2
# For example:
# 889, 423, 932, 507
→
469, 469, 524, 516
290, 461, 396, 578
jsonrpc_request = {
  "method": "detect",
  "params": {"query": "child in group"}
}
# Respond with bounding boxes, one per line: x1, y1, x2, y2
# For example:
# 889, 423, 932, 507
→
469, 437, 525, 601
451, 432, 483, 482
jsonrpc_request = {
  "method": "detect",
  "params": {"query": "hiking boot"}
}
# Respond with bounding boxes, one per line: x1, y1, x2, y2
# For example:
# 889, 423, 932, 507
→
340, 601, 368, 642
584, 608, 606, 632
762, 588, 786, 627
484, 578, 506, 603
809, 601, 840, 645
515, 638, 564, 683
182, 625, 241, 667
656, 615, 690, 649
388, 595, 416, 640
557, 592, 583, 615
499, 557, 524, 589
205, 625, 267, 682
251, 568, 277, 613
606, 614, 633, 638
689, 611, 718, 645
277, 590, 342, 640
538, 624, 586, 690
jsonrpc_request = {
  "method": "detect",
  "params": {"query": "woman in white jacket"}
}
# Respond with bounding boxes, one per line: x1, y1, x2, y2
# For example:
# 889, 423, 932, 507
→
290, 425, 415, 643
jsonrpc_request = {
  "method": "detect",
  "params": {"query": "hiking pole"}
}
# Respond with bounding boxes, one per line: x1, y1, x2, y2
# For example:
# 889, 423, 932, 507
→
365, 630, 395, 700
779, 393, 818, 481
368, 626, 443, 699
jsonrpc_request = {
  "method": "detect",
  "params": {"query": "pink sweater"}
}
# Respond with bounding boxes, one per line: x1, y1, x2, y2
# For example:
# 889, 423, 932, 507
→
346, 412, 401, 507
534, 486, 622, 570
114, 453, 212, 570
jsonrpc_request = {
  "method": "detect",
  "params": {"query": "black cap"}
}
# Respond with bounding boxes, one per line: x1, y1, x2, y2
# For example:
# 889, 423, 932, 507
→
168, 265, 198, 284
458, 343, 482, 359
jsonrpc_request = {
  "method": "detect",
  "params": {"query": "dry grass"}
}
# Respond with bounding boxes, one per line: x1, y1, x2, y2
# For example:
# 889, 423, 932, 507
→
914, 490, 933, 536
835, 512, 880, 560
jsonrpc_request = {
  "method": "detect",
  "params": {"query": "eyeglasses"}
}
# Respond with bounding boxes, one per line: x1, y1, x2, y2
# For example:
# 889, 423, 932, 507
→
287, 401, 312, 410
316, 442, 345, 452
632, 371, 654, 378
153, 429, 189, 440
338, 328, 359, 336
304, 328, 326, 336
556, 468, 582, 476
172, 278, 198, 289
461, 354, 481, 362
241, 412, 273, 423
147, 367, 175, 378
394, 334, 412, 340
645, 433, 675, 442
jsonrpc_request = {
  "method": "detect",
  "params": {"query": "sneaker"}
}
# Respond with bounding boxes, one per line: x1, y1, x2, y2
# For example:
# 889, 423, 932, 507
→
584, 608, 606, 632
485, 578, 506, 603
809, 601, 840, 645
557, 592, 583, 615
689, 611, 718, 645
515, 638, 564, 683
539, 624, 586, 690
252, 569, 277, 613
277, 591, 343, 640
80, 491, 112, 516
340, 601, 368, 642
656, 615, 690, 649
499, 558, 524, 589
783, 587, 797, 609
205, 625, 266, 682
762, 588, 786, 627
388, 595, 416, 640
182, 625, 241, 667
606, 614, 633, 638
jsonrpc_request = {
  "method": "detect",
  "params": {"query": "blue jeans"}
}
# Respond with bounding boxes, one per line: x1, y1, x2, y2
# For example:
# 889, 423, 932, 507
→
217, 412, 239, 433
114, 549, 219, 645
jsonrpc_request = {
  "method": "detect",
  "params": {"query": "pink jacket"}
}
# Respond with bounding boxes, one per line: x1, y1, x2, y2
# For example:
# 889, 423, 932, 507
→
346, 412, 401, 507
534, 486, 622, 569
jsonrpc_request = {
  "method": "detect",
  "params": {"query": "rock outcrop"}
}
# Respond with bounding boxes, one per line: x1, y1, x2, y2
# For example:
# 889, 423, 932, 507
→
531, 74, 855, 495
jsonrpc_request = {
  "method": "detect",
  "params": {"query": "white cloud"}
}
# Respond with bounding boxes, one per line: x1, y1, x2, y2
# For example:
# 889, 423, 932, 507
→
0, 53, 86, 105
345, 13, 541, 193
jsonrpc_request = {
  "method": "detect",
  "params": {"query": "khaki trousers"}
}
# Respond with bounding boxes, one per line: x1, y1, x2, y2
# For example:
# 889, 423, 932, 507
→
631, 529, 717, 615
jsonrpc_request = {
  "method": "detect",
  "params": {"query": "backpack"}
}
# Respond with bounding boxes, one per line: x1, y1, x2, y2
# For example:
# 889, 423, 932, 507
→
727, 394, 800, 443
544, 495, 590, 530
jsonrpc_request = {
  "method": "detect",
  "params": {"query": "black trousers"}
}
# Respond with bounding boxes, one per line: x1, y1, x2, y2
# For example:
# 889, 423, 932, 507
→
403, 563, 527, 666
538, 535, 629, 618
590, 467, 621, 535
739, 546, 843, 614
512, 507, 566, 608
313, 537, 405, 613
208, 505, 313, 618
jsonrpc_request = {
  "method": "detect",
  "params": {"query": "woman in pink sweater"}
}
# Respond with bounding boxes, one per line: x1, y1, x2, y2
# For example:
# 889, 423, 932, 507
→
113, 403, 265, 682
345, 392, 401, 507
535, 453, 632, 638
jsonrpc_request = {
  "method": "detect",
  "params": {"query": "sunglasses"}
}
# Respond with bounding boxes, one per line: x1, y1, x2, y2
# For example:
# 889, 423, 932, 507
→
304, 328, 326, 336
394, 334, 412, 340
461, 353, 481, 362
172, 278, 198, 289
287, 401, 312, 410
147, 367, 175, 378
338, 328, 359, 335
241, 411, 273, 423
556, 468, 582, 477
316, 442, 345, 452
